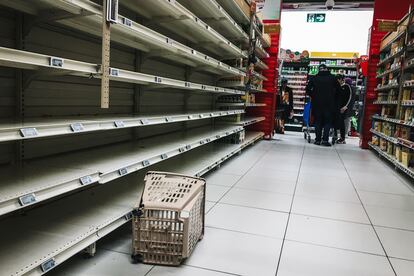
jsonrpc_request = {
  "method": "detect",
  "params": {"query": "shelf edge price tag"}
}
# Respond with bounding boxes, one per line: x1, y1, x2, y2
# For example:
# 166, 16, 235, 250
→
185, 145, 191, 150
71, 123, 84, 132
79, 175, 93, 185
18, 193, 36, 206
161, 153, 168, 159
179, 147, 185, 152
140, 119, 149, 125
49, 57, 64, 68
109, 68, 119, 76
165, 117, 173, 122
40, 258, 56, 273
20, 127, 39, 138
142, 160, 150, 167
118, 167, 128, 176
114, 120, 125, 128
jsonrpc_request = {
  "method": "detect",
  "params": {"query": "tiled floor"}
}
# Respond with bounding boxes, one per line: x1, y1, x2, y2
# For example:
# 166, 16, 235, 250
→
51, 132, 414, 276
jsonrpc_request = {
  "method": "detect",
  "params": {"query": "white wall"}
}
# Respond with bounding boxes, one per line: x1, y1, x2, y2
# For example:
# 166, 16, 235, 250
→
280, 10, 374, 55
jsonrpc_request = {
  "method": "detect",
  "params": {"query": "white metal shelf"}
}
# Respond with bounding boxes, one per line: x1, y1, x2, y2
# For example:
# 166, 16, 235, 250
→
215, 0, 250, 25
177, 0, 249, 43
122, 0, 246, 59
372, 114, 414, 127
1, 0, 245, 77
0, 131, 263, 276
0, 109, 244, 143
0, 125, 243, 217
255, 45, 270, 59
0, 47, 245, 96
231, 117, 266, 126
255, 58, 269, 70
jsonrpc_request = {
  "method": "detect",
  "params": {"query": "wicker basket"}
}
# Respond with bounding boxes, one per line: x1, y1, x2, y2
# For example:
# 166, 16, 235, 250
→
132, 171, 205, 266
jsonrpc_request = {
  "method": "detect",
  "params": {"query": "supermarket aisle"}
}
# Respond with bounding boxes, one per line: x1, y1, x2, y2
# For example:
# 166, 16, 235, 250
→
51, 132, 414, 276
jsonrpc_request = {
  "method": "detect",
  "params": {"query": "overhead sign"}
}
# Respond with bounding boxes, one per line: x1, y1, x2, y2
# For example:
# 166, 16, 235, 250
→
307, 13, 326, 23
377, 20, 398, 32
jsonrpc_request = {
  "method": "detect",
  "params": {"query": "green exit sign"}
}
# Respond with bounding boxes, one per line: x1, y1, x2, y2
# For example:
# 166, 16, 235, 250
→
307, 13, 326, 23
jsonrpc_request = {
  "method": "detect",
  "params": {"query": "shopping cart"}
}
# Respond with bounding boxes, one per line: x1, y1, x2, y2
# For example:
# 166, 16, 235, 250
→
303, 101, 313, 143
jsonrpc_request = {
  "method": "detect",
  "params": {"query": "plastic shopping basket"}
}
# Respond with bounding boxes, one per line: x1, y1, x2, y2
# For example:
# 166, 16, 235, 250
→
132, 171, 206, 266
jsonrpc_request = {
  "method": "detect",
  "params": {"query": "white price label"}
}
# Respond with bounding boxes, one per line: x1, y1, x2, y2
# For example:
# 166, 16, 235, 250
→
71, 123, 84, 132
18, 193, 36, 206
20, 128, 38, 138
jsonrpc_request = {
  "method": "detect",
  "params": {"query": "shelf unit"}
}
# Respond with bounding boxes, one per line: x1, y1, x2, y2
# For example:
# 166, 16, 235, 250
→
371, 10, 414, 179
0, 0, 267, 274
309, 58, 358, 85
280, 61, 309, 131
0, 131, 264, 276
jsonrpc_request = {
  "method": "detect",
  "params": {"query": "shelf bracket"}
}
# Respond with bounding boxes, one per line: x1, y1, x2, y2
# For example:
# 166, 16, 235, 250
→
83, 243, 96, 257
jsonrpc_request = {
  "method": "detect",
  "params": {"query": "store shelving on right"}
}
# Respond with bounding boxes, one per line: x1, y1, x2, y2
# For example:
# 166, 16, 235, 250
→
370, 10, 414, 179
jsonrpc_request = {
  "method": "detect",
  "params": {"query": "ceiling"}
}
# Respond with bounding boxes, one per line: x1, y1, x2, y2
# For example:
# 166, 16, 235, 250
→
282, 1, 375, 11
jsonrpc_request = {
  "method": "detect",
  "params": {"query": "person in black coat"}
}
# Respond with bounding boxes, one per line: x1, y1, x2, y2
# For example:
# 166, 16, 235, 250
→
335, 77, 356, 144
306, 64, 342, 146
277, 78, 294, 133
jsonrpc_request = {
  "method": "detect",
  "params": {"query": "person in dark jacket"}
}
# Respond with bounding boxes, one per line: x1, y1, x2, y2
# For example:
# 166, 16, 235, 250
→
276, 78, 294, 134
306, 64, 342, 146
336, 77, 356, 144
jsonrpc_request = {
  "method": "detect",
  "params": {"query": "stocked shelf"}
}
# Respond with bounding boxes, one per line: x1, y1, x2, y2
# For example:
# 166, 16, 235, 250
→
0, 110, 244, 143
1, 0, 244, 76
372, 114, 414, 127
371, 11, 414, 178
370, 129, 399, 144
402, 100, 414, 106
376, 66, 401, 78
177, 0, 249, 43
377, 48, 405, 66
373, 100, 399, 105
0, 125, 242, 217
0, 131, 263, 276
121, 0, 246, 59
0, 47, 244, 96
369, 143, 414, 179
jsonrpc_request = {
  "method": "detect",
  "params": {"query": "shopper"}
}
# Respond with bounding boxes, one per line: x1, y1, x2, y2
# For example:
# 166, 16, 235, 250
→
336, 77, 356, 144
306, 64, 341, 146
276, 78, 294, 134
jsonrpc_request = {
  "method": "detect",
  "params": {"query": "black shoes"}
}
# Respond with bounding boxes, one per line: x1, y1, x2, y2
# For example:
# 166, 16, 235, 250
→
321, 141, 332, 147
314, 141, 321, 145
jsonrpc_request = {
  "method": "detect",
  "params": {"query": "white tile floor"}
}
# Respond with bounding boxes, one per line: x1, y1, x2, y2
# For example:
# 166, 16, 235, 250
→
51, 132, 414, 276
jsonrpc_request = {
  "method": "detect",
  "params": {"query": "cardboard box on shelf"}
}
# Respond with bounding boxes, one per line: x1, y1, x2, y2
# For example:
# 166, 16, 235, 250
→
400, 127, 411, 140
374, 121, 382, 132
401, 150, 412, 167
387, 141, 394, 155
380, 138, 387, 151
372, 135, 379, 146
235, 0, 251, 20
395, 146, 402, 162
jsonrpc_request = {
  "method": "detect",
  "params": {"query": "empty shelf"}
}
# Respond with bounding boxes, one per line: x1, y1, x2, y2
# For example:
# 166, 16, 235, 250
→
1, 0, 244, 77
232, 117, 266, 126
0, 125, 243, 217
0, 131, 263, 276
215, 0, 250, 25
255, 45, 270, 59
0, 108, 244, 143
177, 0, 249, 43
122, 0, 246, 59
0, 47, 245, 96
255, 59, 269, 70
